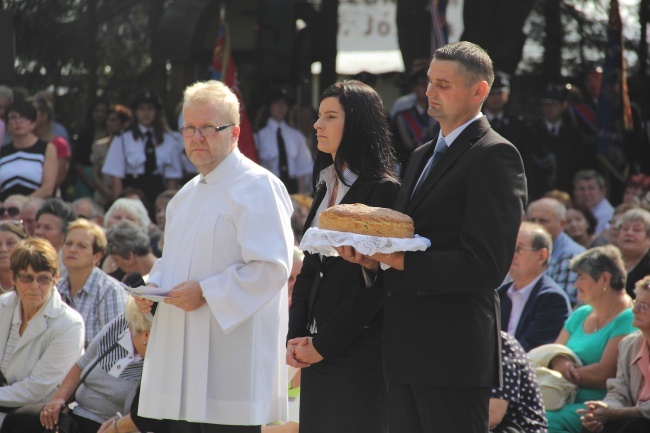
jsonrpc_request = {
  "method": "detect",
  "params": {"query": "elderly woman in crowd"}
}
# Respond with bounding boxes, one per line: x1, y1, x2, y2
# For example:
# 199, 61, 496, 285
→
35, 198, 77, 253
616, 208, 650, 298
58, 219, 127, 346
105, 198, 161, 255
547, 245, 636, 433
0, 222, 27, 293
577, 274, 650, 433
1, 195, 27, 222
0, 238, 84, 423
2, 296, 151, 433
106, 221, 157, 280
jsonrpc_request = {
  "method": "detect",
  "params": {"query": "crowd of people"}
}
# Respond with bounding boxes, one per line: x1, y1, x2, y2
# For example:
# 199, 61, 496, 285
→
0, 38, 649, 433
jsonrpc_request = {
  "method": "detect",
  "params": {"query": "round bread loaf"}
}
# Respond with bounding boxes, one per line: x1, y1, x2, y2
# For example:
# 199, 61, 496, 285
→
319, 203, 414, 238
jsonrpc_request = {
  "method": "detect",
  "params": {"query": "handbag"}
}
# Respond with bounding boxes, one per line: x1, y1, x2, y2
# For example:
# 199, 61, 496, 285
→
527, 343, 583, 411
42, 340, 120, 433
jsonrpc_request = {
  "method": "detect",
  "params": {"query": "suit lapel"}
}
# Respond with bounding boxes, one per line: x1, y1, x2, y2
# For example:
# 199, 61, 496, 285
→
302, 181, 326, 237
396, 142, 435, 212
407, 117, 490, 214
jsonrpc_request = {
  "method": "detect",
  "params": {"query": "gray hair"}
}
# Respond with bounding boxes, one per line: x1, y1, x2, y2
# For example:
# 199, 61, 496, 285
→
520, 221, 553, 266
106, 221, 151, 258
573, 169, 606, 190
616, 207, 650, 237
569, 245, 626, 291
125, 296, 152, 334
528, 197, 566, 221
72, 197, 105, 219
433, 41, 494, 90
104, 198, 150, 232
0, 85, 13, 102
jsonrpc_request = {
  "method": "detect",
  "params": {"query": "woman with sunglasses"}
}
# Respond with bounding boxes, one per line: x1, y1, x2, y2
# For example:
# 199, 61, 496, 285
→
0, 238, 84, 424
577, 275, 650, 433
0, 222, 27, 293
0, 100, 57, 201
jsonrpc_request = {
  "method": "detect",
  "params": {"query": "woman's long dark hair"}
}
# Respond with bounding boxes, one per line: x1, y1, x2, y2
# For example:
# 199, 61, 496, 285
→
312, 80, 398, 188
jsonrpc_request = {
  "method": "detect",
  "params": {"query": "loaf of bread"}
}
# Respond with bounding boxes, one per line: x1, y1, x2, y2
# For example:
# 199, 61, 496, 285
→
319, 203, 414, 238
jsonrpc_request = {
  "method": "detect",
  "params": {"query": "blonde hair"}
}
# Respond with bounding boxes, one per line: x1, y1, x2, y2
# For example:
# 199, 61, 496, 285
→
125, 296, 152, 334
66, 218, 107, 255
182, 81, 240, 125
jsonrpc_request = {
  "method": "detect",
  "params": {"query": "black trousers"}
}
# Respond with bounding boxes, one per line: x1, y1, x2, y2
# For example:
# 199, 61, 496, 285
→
0, 404, 101, 433
298, 329, 387, 433
169, 420, 260, 433
387, 382, 490, 433
580, 417, 650, 433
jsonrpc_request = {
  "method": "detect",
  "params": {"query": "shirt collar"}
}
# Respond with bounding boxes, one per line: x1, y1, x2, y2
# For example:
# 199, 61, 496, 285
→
138, 124, 152, 136
508, 272, 544, 298
440, 112, 484, 148
201, 146, 241, 185
267, 118, 284, 129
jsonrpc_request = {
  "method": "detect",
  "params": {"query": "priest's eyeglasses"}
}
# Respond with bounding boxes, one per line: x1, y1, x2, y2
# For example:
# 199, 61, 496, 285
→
179, 124, 234, 138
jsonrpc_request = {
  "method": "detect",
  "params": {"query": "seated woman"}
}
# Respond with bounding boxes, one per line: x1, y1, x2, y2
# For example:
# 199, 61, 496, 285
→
577, 275, 650, 433
58, 218, 128, 346
566, 206, 608, 249
0, 238, 84, 423
489, 331, 547, 433
547, 245, 636, 433
2, 296, 151, 433
616, 208, 650, 297
0, 222, 28, 293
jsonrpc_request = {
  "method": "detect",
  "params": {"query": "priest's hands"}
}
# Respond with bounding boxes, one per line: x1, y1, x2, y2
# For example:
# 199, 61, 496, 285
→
286, 337, 323, 368
165, 280, 206, 311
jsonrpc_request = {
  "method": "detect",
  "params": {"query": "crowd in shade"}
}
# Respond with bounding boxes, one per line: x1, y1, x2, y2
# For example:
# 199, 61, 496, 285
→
1, 46, 650, 433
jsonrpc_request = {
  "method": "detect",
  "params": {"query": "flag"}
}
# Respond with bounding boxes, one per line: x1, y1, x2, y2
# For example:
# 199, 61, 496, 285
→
430, 0, 448, 54
212, 22, 259, 163
596, 0, 632, 183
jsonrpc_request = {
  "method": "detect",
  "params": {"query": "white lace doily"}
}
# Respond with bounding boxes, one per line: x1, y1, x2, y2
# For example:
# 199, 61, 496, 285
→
299, 227, 431, 257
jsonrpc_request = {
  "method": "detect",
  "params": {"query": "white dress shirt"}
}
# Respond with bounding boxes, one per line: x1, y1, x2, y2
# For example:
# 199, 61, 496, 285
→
507, 273, 544, 335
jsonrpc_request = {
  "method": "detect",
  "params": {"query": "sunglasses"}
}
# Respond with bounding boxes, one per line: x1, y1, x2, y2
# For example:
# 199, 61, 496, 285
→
0, 207, 20, 218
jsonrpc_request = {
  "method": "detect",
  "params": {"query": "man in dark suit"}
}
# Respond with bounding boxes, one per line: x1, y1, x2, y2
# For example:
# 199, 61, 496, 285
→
337, 41, 527, 433
498, 222, 571, 352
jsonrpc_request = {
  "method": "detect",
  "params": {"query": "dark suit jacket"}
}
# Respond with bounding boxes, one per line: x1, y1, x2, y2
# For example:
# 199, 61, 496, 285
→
288, 175, 400, 361
380, 116, 527, 387
498, 274, 571, 352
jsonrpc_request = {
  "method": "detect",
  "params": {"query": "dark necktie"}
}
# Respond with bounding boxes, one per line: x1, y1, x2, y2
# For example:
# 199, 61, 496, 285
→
411, 137, 447, 199
276, 126, 298, 193
144, 130, 157, 175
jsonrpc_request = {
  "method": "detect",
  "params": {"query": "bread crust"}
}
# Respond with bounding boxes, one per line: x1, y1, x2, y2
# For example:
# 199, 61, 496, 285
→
319, 203, 414, 238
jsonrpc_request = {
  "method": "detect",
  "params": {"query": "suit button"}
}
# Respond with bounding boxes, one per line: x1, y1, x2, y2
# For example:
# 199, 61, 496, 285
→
387, 290, 392, 297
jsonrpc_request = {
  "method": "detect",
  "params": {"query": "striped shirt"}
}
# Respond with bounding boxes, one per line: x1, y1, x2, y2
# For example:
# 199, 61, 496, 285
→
58, 267, 128, 346
0, 140, 48, 201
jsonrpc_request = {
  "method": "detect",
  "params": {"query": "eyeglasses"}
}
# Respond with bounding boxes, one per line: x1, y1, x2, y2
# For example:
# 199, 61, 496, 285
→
15, 273, 54, 287
7, 115, 28, 123
632, 300, 650, 314
0, 207, 20, 218
515, 245, 539, 255
179, 124, 233, 138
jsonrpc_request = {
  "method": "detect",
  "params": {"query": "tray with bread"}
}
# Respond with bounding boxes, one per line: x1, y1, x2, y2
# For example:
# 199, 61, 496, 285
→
299, 203, 431, 257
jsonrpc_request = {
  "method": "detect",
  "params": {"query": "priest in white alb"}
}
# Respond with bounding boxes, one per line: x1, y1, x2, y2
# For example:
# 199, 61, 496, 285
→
134, 80, 294, 433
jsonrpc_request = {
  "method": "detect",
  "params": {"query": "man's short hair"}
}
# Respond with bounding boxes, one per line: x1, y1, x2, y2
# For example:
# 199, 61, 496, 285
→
520, 221, 553, 266
106, 221, 151, 258
182, 80, 240, 125
528, 197, 567, 221
36, 198, 77, 234
573, 169, 606, 190
432, 41, 495, 89
72, 197, 105, 219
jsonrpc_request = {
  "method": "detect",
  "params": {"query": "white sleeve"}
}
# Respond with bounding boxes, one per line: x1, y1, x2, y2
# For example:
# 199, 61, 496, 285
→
102, 134, 127, 178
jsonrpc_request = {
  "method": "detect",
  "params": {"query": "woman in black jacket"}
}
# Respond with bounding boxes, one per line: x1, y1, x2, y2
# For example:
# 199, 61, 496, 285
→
286, 80, 399, 433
